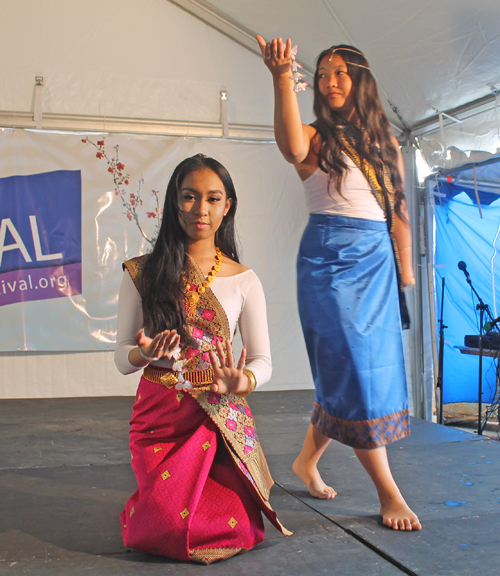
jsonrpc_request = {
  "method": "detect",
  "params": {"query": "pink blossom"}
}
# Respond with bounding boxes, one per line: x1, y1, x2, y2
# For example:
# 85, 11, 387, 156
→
117, 162, 125, 171
97, 140, 105, 146
127, 212, 132, 221
108, 167, 113, 173
96, 152, 103, 159
146, 212, 156, 218
81, 139, 87, 143
125, 179, 129, 185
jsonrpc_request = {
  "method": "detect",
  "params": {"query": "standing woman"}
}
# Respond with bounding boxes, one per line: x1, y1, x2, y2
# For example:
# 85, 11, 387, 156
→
115, 154, 290, 564
256, 36, 421, 531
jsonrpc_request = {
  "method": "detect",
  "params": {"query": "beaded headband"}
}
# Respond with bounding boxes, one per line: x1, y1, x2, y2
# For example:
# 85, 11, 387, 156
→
329, 47, 370, 69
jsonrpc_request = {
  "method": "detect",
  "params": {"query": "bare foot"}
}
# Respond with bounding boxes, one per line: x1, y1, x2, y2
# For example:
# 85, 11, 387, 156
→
292, 457, 337, 499
380, 498, 422, 531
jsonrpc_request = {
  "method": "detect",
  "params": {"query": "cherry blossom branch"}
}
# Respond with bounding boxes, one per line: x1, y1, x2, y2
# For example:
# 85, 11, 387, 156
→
82, 138, 163, 246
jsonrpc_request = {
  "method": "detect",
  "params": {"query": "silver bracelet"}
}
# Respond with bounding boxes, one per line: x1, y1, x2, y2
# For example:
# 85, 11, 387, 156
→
138, 346, 159, 362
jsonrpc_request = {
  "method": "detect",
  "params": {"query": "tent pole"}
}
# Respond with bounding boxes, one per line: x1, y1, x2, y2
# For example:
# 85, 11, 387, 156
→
424, 178, 440, 423
402, 142, 426, 419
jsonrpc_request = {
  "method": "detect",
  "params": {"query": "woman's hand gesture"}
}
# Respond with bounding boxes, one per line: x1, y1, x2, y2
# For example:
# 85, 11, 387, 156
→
134, 328, 180, 362
209, 338, 250, 396
256, 35, 293, 77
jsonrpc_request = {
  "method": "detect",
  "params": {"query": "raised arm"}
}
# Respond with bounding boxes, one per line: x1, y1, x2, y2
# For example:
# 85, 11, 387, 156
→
256, 35, 313, 164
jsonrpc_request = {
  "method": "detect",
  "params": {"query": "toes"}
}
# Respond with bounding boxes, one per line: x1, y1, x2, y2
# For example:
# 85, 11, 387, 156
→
319, 488, 335, 500
307, 480, 337, 500
325, 487, 337, 499
411, 518, 422, 530
383, 517, 393, 529
384, 515, 422, 531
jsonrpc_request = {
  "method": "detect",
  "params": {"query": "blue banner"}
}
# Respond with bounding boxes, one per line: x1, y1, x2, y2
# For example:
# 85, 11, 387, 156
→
0, 170, 82, 306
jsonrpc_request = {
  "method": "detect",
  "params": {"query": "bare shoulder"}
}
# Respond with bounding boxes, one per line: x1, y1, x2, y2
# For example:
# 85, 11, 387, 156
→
219, 255, 250, 277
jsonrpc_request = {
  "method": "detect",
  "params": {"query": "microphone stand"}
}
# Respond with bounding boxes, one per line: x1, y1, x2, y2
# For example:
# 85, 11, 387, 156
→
436, 278, 447, 425
477, 302, 486, 435
465, 273, 493, 435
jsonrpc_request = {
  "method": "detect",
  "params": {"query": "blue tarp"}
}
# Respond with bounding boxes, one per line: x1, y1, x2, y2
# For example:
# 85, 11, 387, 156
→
428, 156, 500, 404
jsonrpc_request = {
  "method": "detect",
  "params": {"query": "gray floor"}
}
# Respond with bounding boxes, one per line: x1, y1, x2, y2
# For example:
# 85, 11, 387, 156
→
1, 391, 499, 575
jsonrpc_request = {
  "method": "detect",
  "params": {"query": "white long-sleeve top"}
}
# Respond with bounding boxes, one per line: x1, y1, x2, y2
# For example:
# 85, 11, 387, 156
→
114, 268, 272, 389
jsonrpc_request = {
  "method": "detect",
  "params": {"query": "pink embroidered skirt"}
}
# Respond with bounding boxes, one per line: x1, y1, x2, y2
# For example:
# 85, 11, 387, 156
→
120, 377, 266, 564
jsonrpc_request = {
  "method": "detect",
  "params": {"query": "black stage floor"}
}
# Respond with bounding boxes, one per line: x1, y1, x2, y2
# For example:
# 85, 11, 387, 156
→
1, 390, 499, 575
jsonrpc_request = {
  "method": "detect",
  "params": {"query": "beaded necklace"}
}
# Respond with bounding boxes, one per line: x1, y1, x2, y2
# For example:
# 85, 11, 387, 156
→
184, 247, 222, 315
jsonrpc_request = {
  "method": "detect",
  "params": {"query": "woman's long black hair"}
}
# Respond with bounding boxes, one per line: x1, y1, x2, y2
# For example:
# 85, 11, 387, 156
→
312, 44, 406, 217
141, 154, 240, 341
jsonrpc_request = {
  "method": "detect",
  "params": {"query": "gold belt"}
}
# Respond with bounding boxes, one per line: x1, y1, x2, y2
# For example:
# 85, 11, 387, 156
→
143, 366, 214, 390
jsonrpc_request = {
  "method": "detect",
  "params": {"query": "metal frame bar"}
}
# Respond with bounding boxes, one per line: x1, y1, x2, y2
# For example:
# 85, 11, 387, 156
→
435, 155, 500, 177
0, 110, 275, 141
411, 93, 498, 138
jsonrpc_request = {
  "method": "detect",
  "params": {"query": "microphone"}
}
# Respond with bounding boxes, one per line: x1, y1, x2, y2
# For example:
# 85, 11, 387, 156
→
458, 261, 471, 282
484, 316, 500, 332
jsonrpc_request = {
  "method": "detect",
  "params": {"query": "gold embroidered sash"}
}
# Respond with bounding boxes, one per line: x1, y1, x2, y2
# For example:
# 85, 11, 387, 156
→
339, 136, 395, 233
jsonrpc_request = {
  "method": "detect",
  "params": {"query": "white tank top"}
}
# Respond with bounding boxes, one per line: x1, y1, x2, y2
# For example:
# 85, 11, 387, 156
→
303, 154, 385, 221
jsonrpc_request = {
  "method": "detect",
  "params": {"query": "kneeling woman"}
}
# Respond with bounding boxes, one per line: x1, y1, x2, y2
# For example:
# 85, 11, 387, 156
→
115, 154, 290, 564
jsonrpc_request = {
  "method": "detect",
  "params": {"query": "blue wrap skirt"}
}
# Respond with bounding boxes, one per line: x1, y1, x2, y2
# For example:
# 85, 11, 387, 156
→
297, 214, 410, 449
